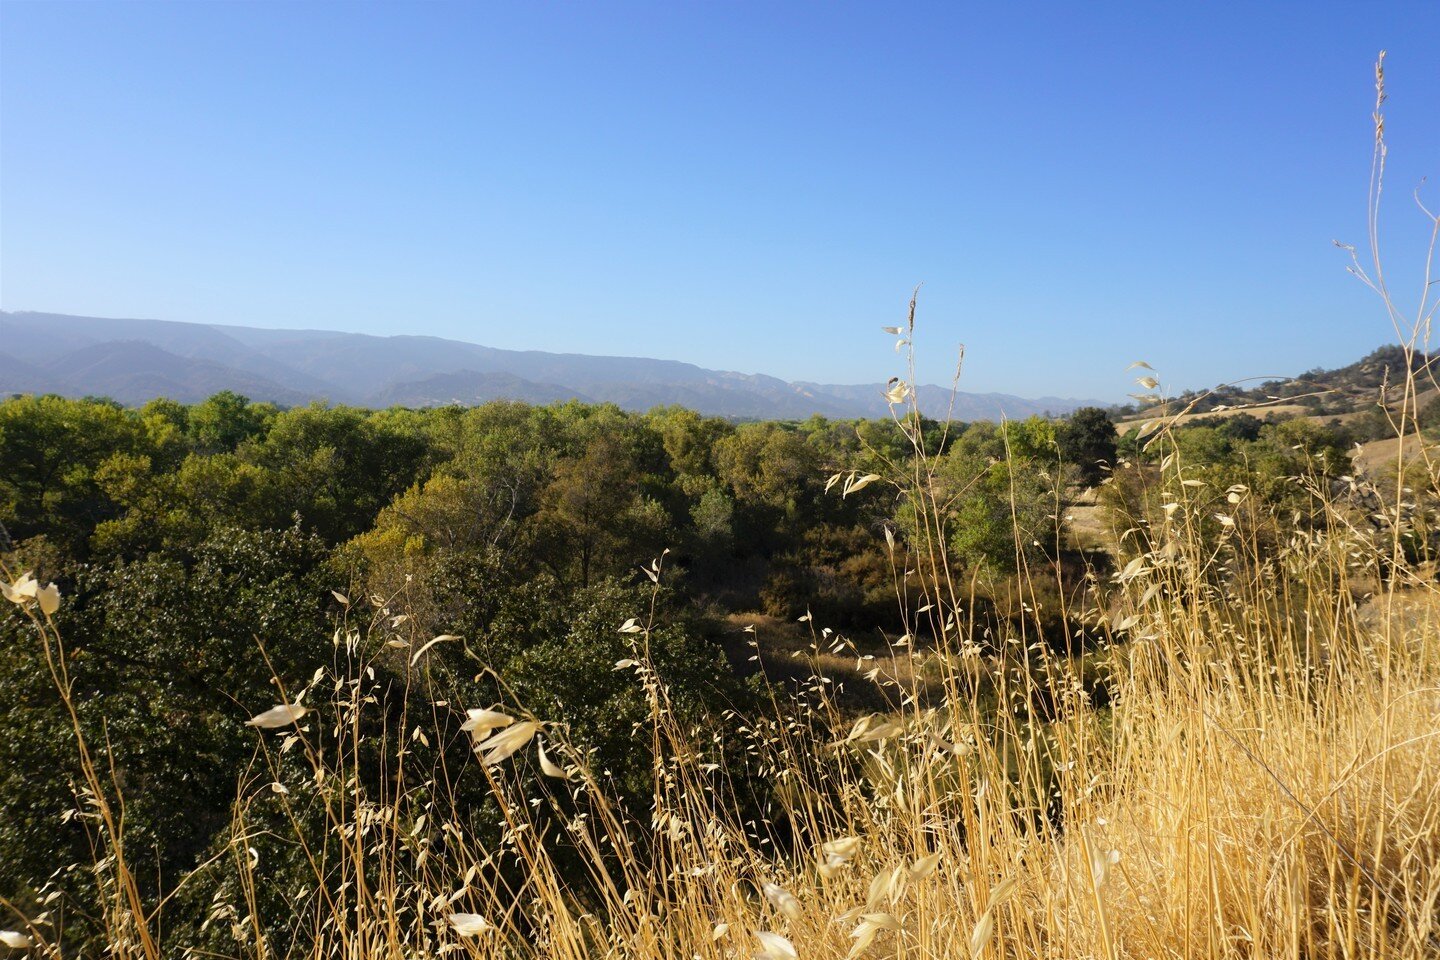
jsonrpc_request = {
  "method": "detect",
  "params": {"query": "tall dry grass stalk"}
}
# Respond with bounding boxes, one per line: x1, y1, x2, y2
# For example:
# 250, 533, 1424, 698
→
5, 53, 1440, 960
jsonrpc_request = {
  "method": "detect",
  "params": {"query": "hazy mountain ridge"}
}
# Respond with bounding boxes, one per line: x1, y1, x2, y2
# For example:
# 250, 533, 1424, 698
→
1, 311, 1095, 419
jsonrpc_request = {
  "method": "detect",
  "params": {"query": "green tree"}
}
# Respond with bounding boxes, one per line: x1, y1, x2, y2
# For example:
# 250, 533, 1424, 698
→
243, 404, 429, 542
903, 421, 1062, 576
0, 395, 150, 553
714, 423, 822, 545
0, 527, 334, 945
91, 452, 284, 556
648, 405, 732, 486
537, 431, 672, 587
186, 390, 275, 454
1056, 407, 1118, 486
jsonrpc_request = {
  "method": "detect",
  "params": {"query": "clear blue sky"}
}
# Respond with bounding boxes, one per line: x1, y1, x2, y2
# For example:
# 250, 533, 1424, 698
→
3, 1, 1437, 400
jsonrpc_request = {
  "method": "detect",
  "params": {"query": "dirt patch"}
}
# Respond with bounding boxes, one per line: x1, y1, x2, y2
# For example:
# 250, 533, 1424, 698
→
1352, 434, 1438, 476
1116, 403, 1311, 434
1066, 486, 1113, 553
710, 611, 934, 711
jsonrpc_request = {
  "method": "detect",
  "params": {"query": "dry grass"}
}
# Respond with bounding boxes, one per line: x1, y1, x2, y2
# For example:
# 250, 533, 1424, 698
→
717, 611, 939, 699
1353, 434, 1438, 476
1064, 486, 1112, 553
13, 499, 1440, 959
1115, 403, 1312, 434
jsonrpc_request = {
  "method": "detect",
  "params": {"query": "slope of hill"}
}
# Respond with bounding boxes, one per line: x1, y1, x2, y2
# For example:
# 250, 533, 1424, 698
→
800, 382, 1080, 421
1, 311, 1095, 419
1117, 345, 1439, 424
373, 370, 595, 408
38, 340, 317, 406
0, 352, 48, 394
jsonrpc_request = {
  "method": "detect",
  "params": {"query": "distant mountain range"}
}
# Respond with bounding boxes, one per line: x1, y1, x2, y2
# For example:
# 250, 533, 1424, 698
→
0, 311, 1097, 420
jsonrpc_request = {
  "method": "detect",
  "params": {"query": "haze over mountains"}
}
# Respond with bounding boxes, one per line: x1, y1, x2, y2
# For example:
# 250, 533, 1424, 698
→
0, 312, 1095, 420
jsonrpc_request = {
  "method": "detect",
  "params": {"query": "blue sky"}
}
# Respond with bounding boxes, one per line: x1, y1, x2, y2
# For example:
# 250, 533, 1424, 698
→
3, 1, 1437, 401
